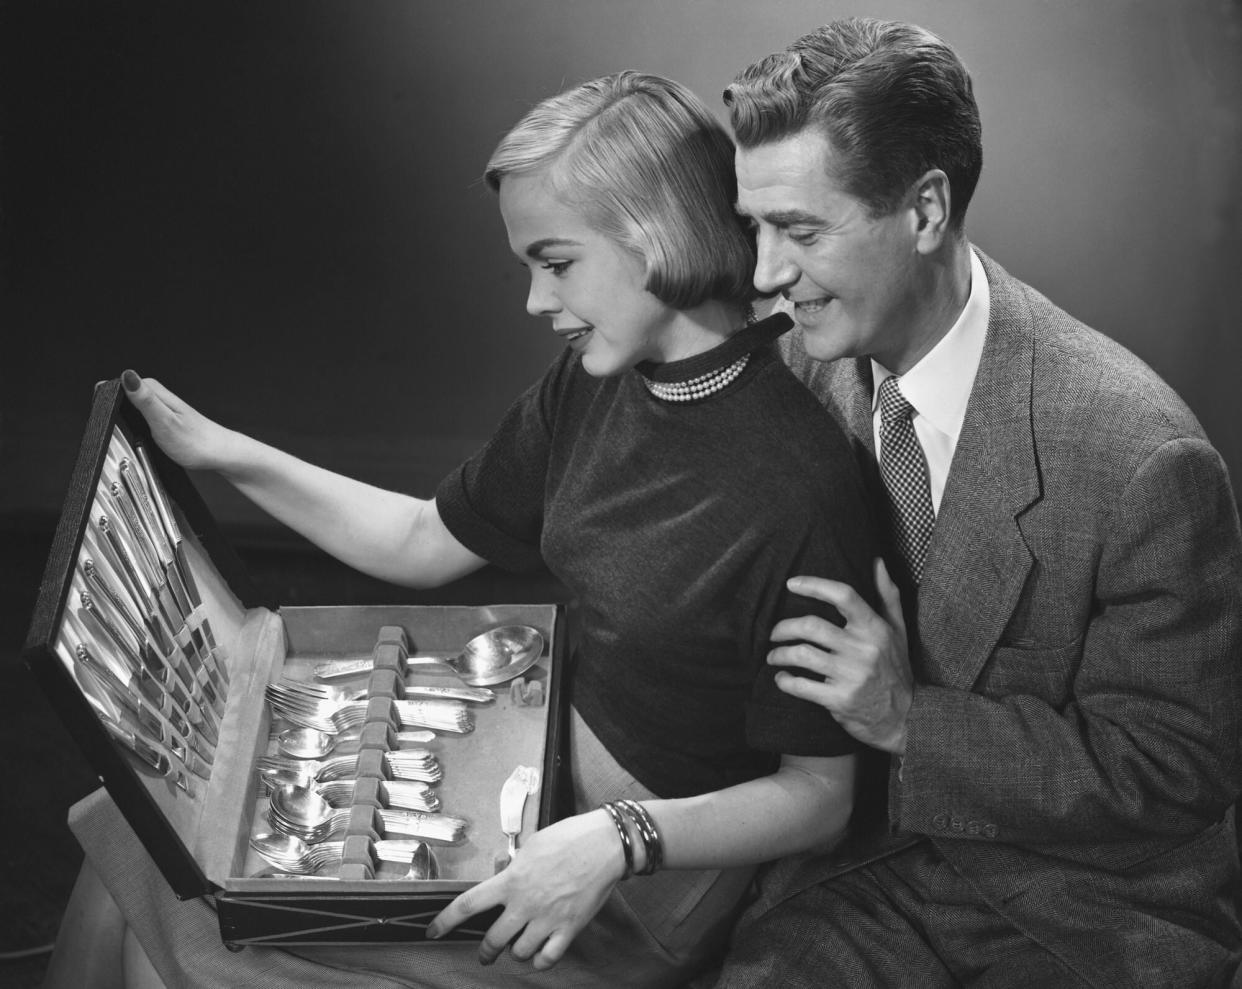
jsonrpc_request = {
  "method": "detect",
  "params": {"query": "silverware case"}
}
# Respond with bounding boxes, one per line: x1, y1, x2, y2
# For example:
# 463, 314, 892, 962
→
23, 378, 568, 948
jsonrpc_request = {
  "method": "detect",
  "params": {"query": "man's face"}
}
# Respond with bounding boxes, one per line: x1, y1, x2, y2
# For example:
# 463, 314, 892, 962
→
735, 130, 925, 370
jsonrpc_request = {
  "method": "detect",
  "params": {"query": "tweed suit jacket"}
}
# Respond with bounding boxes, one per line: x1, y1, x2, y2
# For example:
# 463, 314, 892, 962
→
762, 249, 1242, 983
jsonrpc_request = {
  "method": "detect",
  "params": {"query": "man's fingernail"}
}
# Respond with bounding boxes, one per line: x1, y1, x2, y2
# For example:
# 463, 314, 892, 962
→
122, 370, 141, 393
425, 925, 441, 940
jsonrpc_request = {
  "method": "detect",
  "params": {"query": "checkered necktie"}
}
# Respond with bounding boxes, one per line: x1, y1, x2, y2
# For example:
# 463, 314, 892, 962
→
878, 375, 936, 585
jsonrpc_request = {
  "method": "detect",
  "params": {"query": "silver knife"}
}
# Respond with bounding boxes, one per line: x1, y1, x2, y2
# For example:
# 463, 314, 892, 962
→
71, 597, 208, 748
75, 645, 213, 774
135, 438, 229, 686
107, 454, 228, 702
69, 646, 203, 790
86, 515, 219, 732
99, 716, 196, 796
77, 589, 219, 747
82, 554, 226, 720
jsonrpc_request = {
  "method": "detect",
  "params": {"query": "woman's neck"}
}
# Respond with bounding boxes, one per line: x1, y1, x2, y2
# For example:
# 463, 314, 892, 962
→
656, 300, 747, 364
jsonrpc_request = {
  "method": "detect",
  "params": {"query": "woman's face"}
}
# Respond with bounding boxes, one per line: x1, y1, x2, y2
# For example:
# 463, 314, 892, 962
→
498, 170, 676, 377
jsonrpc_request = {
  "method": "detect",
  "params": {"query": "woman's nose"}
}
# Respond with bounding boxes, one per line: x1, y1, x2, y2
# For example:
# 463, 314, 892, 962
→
752, 228, 799, 295
526, 275, 560, 318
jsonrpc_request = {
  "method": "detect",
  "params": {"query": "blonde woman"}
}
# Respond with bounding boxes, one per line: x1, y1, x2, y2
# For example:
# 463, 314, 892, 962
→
65, 72, 876, 988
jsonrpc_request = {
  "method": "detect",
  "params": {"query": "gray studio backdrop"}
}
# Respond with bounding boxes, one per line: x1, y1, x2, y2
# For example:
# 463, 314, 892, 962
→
4, 0, 1240, 534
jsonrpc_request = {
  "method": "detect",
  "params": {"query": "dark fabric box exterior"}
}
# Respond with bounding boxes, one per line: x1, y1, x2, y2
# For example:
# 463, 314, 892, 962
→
23, 379, 568, 947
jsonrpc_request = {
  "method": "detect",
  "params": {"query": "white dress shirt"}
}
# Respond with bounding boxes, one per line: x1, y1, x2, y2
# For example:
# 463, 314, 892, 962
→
872, 248, 990, 514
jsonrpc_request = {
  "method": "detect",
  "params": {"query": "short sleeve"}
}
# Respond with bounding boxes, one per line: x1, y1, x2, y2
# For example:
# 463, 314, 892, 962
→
435, 350, 575, 573
745, 468, 880, 758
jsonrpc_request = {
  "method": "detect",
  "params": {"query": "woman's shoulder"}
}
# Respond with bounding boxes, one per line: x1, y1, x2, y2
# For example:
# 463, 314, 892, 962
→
746, 351, 854, 450
722, 355, 867, 507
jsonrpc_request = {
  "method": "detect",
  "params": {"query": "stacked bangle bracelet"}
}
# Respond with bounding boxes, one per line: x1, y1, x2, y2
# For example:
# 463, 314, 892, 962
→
617, 799, 663, 875
600, 799, 664, 879
600, 801, 635, 879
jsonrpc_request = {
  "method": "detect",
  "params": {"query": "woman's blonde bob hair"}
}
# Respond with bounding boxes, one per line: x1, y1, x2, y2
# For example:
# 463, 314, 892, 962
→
485, 71, 755, 310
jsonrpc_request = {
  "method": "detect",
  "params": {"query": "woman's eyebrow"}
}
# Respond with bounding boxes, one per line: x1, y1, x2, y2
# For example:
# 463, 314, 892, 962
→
524, 237, 582, 258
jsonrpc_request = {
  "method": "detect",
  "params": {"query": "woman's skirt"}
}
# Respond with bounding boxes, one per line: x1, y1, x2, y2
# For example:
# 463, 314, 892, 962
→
71, 708, 757, 988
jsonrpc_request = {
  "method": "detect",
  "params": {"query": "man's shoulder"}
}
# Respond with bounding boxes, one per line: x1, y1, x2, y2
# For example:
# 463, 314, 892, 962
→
977, 251, 1207, 450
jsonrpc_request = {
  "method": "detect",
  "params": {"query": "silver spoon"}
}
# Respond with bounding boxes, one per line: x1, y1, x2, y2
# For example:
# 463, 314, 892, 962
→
268, 783, 469, 844
403, 840, 438, 880
313, 625, 544, 688
249, 832, 439, 875
257, 770, 441, 813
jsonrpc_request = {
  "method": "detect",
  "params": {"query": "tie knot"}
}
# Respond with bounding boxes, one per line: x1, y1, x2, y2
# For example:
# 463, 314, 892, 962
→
878, 375, 915, 425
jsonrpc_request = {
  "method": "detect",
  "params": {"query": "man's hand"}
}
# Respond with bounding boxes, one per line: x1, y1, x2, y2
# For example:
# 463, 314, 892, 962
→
769, 558, 913, 753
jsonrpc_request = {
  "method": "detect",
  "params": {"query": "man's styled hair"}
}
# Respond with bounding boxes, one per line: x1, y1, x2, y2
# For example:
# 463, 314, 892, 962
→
724, 18, 983, 229
486, 71, 755, 309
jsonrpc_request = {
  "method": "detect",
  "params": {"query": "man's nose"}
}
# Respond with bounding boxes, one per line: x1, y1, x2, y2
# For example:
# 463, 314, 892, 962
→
752, 228, 799, 295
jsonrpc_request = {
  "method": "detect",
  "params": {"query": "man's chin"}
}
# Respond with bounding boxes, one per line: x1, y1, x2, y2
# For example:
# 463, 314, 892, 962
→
797, 323, 851, 363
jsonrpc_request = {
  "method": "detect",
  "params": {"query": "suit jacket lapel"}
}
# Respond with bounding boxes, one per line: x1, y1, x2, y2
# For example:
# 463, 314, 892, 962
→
783, 256, 1042, 689
916, 252, 1041, 689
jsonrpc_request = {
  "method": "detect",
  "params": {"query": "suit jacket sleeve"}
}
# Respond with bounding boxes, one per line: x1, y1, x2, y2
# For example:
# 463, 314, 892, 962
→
897, 435, 1242, 844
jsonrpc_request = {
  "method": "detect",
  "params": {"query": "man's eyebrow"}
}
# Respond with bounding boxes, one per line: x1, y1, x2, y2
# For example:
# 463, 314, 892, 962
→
523, 237, 582, 258
734, 206, 827, 227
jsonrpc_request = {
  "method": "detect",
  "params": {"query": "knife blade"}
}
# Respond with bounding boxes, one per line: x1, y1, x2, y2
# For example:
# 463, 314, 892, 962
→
68, 643, 204, 788
134, 439, 229, 685
99, 716, 196, 796
76, 589, 218, 747
67, 600, 204, 749
74, 644, 213, 774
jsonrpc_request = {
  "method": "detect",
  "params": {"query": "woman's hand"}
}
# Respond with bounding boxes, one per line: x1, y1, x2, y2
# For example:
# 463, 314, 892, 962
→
121, 370, 236, 472
426, 809, 626, 971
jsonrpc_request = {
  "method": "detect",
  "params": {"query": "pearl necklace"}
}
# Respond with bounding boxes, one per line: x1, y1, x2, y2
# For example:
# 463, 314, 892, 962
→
643, 353, 750, 403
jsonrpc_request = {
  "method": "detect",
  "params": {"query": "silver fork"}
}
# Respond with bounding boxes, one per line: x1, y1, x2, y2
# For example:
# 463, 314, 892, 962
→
265, 686, 474, 734
256, 750, 443, 784
274, 676, 495, 706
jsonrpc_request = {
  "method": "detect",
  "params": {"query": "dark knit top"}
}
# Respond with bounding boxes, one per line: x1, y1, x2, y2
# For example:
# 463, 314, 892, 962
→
436, 314, 877, 798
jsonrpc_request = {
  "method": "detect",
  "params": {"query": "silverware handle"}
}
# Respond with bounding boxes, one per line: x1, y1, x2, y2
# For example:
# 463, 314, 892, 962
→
403, 684, 495, 704
134, 441, 183, 547
100, 717, 195, 795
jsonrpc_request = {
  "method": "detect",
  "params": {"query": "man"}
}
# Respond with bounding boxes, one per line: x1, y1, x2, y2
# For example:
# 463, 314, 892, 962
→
715, 17, 1242, 988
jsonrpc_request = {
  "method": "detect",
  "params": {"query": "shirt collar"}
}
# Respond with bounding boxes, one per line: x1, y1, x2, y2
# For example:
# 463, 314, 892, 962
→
871, 247, 990, 443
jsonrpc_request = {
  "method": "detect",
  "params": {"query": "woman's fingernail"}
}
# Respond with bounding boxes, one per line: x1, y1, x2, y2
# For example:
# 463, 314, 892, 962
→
424, 925, 441, 940
121, 370, 141, 393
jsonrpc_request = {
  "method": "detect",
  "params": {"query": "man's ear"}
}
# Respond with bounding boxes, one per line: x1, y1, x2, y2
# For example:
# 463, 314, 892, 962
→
911, 169, 951, 253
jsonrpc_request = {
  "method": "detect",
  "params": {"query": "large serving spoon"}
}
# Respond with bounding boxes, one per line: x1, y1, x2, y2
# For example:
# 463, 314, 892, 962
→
313, 625, 544, 688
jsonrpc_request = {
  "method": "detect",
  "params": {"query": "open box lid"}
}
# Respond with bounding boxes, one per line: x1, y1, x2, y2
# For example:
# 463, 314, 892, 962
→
23, 378, 268, 899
